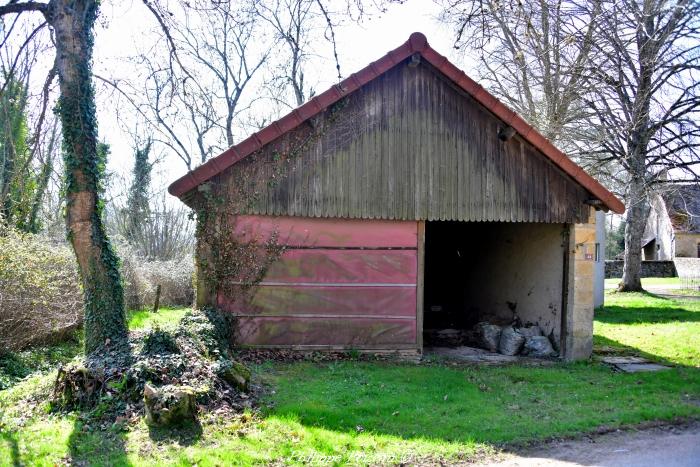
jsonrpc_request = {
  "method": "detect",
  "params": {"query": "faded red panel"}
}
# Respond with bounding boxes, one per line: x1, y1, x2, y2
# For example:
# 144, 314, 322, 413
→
232, 215, 417, 248
218, 285, 416, 317
234, 316, 417, 346
261, 249, 417, 284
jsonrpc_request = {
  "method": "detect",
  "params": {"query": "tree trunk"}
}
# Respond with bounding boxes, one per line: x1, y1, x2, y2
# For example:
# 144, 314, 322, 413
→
619, 175, 647, 292
49, 0, 128, 354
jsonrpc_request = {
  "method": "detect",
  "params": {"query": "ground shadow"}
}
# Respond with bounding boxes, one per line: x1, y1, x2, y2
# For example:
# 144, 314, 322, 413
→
147, 418, 203, 445
67, 413, 131, 466
596, 305, 700, 324
65, 341, 134, 466
0, 429, 21, 467
596, 291, 700, 325
592, 334, 697, 368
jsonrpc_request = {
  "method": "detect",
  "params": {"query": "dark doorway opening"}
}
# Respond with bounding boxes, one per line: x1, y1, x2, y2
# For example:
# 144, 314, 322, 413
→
422, 221, 567, 348
643, 239, 657, 260
423, 222, 476, 346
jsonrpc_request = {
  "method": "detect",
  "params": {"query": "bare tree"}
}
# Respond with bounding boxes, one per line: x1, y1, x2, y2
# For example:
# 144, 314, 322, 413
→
108, 193, 194, 262
124, 0, 272, 170
437, 0, 603, 150
583, 0, 700, 291
254, 0, 317, 107
438, 0, 700, 292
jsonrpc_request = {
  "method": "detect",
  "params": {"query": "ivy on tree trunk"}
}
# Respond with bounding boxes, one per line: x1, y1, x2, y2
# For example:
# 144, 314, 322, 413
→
49, 0, 128, 354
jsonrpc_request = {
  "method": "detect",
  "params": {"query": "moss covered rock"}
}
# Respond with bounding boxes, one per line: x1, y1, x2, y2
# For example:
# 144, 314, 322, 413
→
216, 360, 250, 391
143, 384, 197, 427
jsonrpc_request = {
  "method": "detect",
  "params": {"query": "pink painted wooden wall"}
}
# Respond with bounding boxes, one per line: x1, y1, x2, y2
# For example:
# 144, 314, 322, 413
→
218, 215, 418, 348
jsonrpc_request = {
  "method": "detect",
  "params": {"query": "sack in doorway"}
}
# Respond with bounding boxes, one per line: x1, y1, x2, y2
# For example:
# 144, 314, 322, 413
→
476, 322, 502, 352
499, 326, 525, 355
522, 335, 556, 357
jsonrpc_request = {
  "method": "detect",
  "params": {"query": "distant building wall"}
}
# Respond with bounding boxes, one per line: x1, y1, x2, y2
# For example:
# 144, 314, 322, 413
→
642, 194, 676, 260
594, 211, 605, 308
674, 233, 700, 258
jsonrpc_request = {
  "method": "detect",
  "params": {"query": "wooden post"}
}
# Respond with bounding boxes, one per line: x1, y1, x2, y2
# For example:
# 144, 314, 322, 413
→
153, 284, 161, 313
416, 221, 426, 353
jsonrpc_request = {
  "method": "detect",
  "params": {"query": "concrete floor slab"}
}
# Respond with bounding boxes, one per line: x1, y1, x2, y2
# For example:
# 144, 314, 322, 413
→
424, 346, 554, 365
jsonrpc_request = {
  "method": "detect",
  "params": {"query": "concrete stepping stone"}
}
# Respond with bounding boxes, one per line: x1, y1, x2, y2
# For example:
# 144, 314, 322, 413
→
600, 356, 672, 372
613, 363, 672, 373
600, 356, 650, 364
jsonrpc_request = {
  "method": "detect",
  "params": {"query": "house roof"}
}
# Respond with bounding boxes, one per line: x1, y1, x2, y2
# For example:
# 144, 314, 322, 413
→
663, 185, 700, 233
168, 32, 625, 215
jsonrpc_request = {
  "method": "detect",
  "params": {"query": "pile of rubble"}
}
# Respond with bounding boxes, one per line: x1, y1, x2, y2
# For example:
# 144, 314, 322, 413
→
52, 308, 252, 428
474, 322, 557, 357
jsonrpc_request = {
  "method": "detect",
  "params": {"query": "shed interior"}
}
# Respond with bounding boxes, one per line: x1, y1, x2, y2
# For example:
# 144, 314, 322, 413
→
423, 221, 567, 348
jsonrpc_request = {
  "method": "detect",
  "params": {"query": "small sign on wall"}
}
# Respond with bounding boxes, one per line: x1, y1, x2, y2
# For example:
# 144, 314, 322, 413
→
579, 243, 594, 260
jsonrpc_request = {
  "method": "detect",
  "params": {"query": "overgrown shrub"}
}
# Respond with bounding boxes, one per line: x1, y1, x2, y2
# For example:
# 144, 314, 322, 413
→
0, 226, 83, 351
119, 244, 194, 310
0, 227, 194, 353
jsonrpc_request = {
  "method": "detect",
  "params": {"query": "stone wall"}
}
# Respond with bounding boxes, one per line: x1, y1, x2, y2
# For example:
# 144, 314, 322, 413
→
605, 260, 677, 278
459, 222, 566, 341
563, 207, 596, 361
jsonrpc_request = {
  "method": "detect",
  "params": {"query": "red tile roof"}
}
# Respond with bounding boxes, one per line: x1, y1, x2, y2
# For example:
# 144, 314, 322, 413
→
169, 32, 625, 214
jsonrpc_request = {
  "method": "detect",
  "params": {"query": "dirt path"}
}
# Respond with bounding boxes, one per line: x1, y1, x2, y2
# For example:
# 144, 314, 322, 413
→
485, 422, 700, 466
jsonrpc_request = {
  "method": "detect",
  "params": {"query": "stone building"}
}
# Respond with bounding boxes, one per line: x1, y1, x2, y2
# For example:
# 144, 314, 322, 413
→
643, 185, 700, 260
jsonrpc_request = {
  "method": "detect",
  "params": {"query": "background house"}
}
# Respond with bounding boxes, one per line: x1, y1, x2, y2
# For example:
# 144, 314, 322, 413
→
643, 185, 700, 260
169, 33, 624, 360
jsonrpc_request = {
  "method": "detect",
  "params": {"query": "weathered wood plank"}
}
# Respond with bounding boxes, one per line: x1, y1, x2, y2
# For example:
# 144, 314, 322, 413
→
215, 57, 590, 222
232, 215, 418, 247
234, 316, 417, 346
252, 249, 417, 284
218, 285, 416, 317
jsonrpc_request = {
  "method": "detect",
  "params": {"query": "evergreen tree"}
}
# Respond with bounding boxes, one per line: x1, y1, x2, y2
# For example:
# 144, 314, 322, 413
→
126, 140, 152, 242
0, 75, 33, 229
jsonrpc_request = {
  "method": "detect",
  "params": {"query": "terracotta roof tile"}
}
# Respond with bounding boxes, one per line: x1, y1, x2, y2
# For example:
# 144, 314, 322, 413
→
169, 32, 625, 214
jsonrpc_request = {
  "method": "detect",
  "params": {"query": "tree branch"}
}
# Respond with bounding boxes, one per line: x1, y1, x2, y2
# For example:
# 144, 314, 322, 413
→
0, 1, 48, 17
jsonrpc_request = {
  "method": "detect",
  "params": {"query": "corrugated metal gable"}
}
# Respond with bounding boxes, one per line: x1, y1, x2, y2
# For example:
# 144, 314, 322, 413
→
214, 60, 590, 223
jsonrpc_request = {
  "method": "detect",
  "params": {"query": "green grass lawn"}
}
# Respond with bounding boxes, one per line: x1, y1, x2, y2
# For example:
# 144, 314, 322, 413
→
1, 298, 698, 465
127, 307, 189, 331
595, 292, 700, 366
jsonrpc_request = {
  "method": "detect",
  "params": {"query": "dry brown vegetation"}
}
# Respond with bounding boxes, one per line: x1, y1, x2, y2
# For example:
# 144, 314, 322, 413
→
0, 227, 82, 351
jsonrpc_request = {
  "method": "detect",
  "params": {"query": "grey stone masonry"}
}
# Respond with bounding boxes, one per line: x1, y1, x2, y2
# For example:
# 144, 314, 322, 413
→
605, 260, 677, 278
